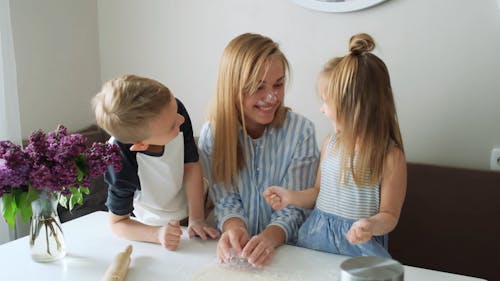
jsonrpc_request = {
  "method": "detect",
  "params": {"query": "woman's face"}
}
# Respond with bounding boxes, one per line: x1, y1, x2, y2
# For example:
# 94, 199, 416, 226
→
242, 57, 285, 137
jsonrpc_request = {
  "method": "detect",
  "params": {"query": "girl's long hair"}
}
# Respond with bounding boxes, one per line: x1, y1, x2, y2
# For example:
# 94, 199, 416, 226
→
323, 33, 404, 186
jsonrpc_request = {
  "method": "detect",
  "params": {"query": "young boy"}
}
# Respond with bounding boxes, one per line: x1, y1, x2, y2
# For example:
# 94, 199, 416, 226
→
92, 74, 218, 251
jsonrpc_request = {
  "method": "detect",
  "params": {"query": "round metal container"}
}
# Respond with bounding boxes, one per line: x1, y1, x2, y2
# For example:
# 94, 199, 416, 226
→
340, 256, 404, 281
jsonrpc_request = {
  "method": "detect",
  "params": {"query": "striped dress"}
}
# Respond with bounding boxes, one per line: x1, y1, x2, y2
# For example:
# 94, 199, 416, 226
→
297, 135, 390, 257
316, 136, 380, 219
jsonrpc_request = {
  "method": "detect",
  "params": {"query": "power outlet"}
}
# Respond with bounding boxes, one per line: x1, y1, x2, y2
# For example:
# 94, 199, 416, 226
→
491, 148, 500, 170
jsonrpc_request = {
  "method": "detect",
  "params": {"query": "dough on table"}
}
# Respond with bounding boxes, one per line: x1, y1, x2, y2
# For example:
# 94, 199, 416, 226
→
187, 264, 302, 281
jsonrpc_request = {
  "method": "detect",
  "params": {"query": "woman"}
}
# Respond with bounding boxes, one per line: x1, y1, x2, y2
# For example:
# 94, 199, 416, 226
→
198, 33, 319, 267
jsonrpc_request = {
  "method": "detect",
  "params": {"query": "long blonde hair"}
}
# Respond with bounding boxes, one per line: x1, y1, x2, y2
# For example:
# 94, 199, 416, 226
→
209, 33, 289, 185
322, 33, 404, 186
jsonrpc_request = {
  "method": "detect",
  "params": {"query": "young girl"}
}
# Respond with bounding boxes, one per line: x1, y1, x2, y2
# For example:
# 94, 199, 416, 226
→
263, 33, 406, 257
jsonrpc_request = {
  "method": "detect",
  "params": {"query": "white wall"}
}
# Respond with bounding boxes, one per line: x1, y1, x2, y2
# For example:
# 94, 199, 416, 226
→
9, 0, 101, 137
97, 0, 500, 170
7, 0, 500, 170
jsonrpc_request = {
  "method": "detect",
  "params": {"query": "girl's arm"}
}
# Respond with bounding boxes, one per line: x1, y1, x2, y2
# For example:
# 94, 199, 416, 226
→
347, 146, 407, 243
263, 135, 330, 210
371, 146, 407, 235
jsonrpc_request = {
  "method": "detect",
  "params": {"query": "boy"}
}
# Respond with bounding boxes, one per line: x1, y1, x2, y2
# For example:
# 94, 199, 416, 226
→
92, 75, 218, 251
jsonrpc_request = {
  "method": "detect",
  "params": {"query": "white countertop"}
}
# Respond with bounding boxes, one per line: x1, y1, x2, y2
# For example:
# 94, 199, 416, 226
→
0, 211, 485, 281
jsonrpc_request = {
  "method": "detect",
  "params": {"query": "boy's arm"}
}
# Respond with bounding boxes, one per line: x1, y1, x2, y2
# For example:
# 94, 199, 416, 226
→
183, 161, 205, 222
183, 161, 219, 239
108, 212, 183, 250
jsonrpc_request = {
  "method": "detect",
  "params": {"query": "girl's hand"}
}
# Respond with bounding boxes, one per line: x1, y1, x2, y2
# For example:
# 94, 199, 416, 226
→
158, 220, 183, 251
217, 226, 250, 263
241, 233, 276, 268
346, 218, 374, 244
188, 219, 220, 240
263, 186, 292, 210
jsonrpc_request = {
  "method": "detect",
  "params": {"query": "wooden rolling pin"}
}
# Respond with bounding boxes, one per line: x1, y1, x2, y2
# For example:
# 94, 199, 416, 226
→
102, 245, 133, 281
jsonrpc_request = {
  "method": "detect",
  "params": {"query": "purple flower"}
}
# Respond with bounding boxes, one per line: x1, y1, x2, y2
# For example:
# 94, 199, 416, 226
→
0, 141, 31, 192
1, 125, 123, 229
1, 125, 122, 196
86, 142, 122, 178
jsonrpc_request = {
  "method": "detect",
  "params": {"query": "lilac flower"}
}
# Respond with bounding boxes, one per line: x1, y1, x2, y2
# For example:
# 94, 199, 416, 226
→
1, 125, 122, 227
0, 141, 31, 191
86, 142, 122, 178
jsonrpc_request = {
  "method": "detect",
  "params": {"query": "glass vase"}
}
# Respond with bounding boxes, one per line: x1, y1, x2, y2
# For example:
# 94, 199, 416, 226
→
29, 190, 66, 262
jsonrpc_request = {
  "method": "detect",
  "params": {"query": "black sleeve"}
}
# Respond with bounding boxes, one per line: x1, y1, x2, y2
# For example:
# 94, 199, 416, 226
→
176, 98, 199, 163
104, 138, 140, 216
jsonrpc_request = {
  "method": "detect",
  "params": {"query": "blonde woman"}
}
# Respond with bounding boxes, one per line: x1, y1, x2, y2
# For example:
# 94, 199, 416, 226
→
264, 33, 407, 257
198, 33, 319, 267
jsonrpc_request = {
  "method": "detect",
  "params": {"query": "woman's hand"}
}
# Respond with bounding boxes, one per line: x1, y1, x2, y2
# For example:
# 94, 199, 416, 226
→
217, 226, 249, 263
346, 218, 374, 244
241, 232, 277, 268
263, 186, 293, 210
188, 219, 220, 240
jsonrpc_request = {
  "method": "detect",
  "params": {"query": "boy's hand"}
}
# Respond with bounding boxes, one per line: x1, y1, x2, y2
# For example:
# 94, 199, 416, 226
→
346, 218, 374, 245
263, 186, 292, 210
158, 220, 183, 251
188, 219, 220, 240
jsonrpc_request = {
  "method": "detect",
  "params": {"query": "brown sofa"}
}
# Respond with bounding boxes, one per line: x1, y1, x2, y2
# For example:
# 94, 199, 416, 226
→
389, 163, 500, 281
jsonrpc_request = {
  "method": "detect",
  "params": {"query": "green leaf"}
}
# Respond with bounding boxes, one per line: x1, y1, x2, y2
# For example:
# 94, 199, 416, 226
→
59, 195, 68, 208
80, 187, 90, 195
68, 186, 83, 210
1, 194, 18, 229
18, 186, 39, 222
74, 154, 87, 184
26, 185, 39, 203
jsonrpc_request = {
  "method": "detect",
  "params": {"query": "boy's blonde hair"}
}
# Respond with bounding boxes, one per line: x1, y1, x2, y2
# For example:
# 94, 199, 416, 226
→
322, 33, 404, 186
92, 74, 172, 143
209, 33, 290, 185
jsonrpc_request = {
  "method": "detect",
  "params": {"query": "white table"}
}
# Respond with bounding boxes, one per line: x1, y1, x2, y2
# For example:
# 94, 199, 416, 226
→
0, 211, 485, 281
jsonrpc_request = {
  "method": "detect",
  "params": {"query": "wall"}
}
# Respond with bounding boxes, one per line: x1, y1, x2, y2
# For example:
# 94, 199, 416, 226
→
97, 0, 500, 170
9, 0, 101, 137
6, 0, 500, 170
2, 0, 101, 244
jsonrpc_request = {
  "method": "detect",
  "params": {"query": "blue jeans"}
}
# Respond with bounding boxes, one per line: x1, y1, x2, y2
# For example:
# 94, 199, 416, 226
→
297, 208, 390, 258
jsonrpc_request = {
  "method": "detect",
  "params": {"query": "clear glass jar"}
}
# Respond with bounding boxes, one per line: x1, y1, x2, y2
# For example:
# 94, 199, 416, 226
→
29, 190, 66, 262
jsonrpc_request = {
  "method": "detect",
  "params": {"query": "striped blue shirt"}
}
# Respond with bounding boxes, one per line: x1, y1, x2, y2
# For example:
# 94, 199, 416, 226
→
198, 111, 319, 242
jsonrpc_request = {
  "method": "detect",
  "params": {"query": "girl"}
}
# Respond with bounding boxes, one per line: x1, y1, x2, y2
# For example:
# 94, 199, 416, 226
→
263, 33, 406, 257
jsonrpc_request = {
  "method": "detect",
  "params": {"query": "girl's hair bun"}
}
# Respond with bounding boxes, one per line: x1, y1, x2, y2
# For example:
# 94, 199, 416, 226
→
349, 33, 375, 55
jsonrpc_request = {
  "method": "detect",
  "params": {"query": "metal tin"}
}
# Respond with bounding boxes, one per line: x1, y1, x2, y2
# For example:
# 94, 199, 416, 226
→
340, 256, 404, 281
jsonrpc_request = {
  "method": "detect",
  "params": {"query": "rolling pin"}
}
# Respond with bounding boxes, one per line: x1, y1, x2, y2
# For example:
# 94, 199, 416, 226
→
102, 245, 133, 281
